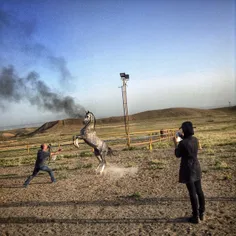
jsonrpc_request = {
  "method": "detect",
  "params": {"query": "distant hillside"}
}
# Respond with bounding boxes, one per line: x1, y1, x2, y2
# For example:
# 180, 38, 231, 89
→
26, 119, 84, 136
100, 107, 233, 122
130, 107, 222, 120
213, 106, 236, 112
5, 107, 236, 137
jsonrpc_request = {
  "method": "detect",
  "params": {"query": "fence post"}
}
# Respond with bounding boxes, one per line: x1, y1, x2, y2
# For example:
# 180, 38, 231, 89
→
27, 143, 30, 155
198, 140, 202, 150
149, 133, 153, 151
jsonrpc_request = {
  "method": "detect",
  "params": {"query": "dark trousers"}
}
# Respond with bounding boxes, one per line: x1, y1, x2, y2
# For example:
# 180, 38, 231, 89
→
186, 180, 205, 217
24, 165, 55, 186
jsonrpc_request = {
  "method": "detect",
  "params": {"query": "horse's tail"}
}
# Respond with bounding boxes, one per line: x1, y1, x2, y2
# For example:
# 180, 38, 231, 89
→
107, 147, 117, 156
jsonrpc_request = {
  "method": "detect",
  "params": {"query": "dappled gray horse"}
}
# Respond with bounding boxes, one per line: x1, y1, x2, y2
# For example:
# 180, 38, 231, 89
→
73, 111, 113, 174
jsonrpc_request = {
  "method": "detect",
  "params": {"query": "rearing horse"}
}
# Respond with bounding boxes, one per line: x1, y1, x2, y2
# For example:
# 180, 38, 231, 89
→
73, 111, 114, 174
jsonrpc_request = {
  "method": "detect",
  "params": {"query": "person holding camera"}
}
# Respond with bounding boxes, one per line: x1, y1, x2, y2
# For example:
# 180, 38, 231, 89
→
23, 144, 61, 188
173, 121, 205, 224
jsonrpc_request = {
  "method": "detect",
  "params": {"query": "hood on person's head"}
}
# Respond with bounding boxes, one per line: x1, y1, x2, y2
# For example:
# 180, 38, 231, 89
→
180, 121, 194, 138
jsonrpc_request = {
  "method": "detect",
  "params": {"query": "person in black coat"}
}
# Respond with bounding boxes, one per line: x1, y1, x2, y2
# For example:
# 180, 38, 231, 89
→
173, 121, 205, 224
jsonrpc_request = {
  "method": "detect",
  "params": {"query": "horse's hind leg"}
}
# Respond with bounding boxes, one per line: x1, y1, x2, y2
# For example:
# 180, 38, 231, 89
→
95, 154, 106, 174
100, 161, 105, 174
94, 149, 103, 174
99, 152, 107, 174
95, 156, 102, 174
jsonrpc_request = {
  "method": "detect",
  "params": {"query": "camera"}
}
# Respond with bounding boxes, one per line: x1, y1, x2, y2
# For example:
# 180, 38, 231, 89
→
175, 132, 183, 143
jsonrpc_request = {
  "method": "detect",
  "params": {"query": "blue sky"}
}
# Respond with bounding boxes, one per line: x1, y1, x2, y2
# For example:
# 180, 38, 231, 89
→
0, 0, 235, 126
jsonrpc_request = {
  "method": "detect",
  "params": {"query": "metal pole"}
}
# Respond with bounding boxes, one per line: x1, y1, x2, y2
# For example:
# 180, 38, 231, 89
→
121, 77, 130, 148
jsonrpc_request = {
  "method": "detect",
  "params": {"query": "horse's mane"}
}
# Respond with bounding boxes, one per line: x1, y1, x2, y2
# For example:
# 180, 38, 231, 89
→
87, 111, 96, 129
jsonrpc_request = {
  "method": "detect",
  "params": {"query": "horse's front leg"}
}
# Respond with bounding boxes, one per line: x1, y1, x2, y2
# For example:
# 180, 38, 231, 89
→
73, 135, 82, 148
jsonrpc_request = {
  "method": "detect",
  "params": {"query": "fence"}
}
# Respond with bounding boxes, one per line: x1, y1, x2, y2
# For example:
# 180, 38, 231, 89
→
127, 128, 177, 150
1, 128, 205, 161
18, 128, 177, 154
0, 128, 179, 156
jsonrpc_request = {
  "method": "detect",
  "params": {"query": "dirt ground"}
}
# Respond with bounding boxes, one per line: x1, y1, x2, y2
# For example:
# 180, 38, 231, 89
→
0, 147, 235, 236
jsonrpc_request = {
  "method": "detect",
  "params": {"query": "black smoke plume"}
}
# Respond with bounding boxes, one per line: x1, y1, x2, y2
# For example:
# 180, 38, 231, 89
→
0, 8, 73, 83
0, 66, 86, 118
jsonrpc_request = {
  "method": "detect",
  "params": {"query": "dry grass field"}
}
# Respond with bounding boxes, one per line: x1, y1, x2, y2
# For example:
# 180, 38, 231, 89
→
0, 108, 236, 236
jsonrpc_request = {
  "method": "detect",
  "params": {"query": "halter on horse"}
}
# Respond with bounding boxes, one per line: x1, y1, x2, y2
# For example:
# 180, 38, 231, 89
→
73, 111, 114, 174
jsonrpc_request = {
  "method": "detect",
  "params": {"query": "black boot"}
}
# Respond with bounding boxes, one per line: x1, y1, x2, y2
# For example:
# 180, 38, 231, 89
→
199, 212, 205, 221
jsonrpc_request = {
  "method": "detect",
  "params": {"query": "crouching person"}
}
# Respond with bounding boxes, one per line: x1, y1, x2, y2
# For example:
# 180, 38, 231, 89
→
173, 121, 205, 224
23, 144, 61, 187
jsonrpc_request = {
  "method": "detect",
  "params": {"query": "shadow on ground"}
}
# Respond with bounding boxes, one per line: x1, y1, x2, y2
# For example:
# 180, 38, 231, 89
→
0, 216, 190, 224
0, 196, 235, 208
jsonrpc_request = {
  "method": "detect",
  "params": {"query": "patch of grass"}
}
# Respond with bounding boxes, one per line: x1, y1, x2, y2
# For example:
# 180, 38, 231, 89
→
214, 160, 229, 170
20, 156, 35, 165
63, 154, 78, 159
53, 165, 70, 171
129, 192, 141, 200
205, 148, 215, 156
79, 151, 93, 157
148, 160, 166, 170
201, 141, 214, 149
82, 163, 93, 169
0, 173, 18, 178
135, 153, 145, 158
72, 163, 93, 170
0, 149, 31, 158
0, 158, 21, 167
122, 146, 137, 151
222, 174, 232, 181
153, 141, 172, 149
217, 141, 236, 147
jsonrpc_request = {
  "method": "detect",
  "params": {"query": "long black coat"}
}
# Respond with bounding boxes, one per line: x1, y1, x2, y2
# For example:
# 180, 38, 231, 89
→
175, 135, 202, 184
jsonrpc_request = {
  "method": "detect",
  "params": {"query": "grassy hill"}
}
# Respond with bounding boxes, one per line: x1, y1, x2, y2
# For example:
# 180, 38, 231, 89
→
1, 107, 235, 138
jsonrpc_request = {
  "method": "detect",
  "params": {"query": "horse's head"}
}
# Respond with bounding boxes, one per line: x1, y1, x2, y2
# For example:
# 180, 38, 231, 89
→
83, 111, 96, 126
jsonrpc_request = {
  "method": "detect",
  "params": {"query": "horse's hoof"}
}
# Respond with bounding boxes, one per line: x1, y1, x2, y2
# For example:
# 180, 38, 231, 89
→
95, 169, 103, 175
